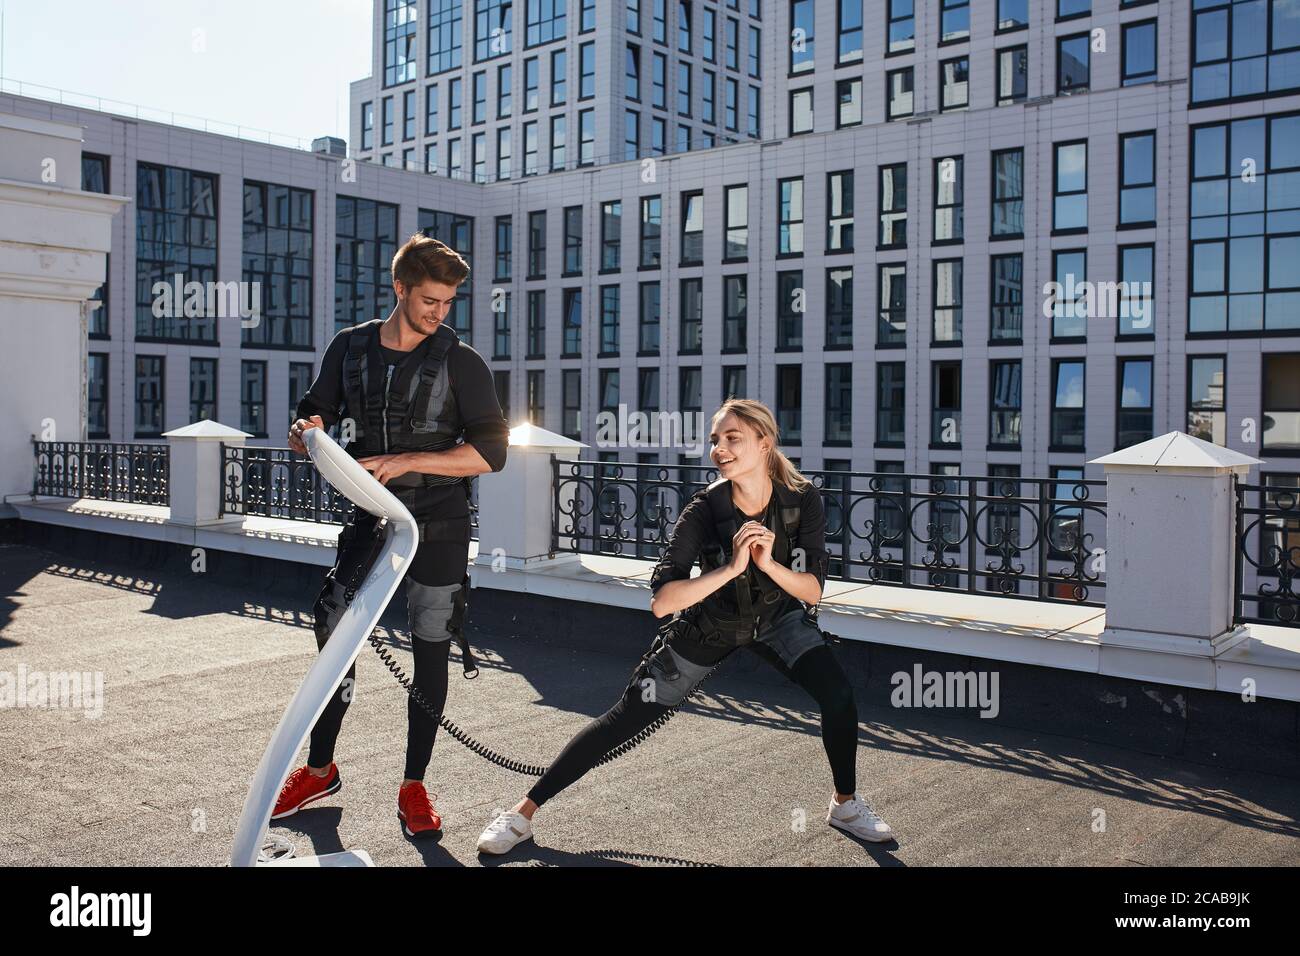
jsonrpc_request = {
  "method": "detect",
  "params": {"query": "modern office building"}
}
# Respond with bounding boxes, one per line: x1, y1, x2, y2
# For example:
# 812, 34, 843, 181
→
3, 0, 1299, 494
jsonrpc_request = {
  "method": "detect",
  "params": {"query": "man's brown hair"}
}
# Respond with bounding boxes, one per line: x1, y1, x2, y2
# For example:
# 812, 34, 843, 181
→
391, 233, 470, 292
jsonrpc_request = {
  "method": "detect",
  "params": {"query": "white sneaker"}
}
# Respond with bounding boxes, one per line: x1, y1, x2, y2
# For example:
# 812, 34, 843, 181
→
476, 810, 534, 855
827, 795, 895, 843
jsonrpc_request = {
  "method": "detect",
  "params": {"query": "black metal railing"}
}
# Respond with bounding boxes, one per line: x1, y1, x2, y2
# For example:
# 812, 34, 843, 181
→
1234, 480, 1300, 627
220, 443, 482, 536
552, 460, 1106, 607
32, 440, 169, 505
221, 445, 354, 524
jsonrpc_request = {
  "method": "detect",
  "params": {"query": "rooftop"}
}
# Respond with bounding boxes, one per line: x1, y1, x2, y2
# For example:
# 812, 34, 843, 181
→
3, 534, 1298, 867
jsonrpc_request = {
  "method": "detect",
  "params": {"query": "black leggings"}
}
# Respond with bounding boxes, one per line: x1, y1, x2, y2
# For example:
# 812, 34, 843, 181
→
308, 512, 467, 781
526, 640, 859, 807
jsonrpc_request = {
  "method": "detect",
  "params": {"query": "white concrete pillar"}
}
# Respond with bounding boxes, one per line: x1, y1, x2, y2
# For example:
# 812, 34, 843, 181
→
1091, 432, 1262, 684
474, 423, 587, 570
163, 420, 252, 526
0, 112, 129, 516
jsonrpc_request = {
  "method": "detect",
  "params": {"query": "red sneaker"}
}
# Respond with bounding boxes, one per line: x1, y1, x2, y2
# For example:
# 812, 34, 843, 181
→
397, 781, 442, 838
271, 764, 341, 820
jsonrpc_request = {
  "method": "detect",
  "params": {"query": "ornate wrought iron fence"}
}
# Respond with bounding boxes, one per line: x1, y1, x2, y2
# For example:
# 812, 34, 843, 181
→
1235, 480, 1300, 627
220, 445, 354, 524
553, 459, 1107, 607
32, 440, 169, 505
220, 444, 481, 537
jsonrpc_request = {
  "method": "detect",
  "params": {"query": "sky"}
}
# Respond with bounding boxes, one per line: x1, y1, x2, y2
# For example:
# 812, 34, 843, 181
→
0, 0, 373, 146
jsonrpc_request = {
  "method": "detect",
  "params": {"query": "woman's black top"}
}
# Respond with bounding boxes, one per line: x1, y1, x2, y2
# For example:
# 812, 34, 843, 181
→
649, 480, 830, 627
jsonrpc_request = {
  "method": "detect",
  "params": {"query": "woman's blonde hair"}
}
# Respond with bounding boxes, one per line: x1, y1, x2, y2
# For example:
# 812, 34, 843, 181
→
711, 399, 812, 493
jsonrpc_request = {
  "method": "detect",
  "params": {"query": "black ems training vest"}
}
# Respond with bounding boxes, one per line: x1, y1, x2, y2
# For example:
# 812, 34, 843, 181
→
340, 319, 467, 494
692, 478, 804, 637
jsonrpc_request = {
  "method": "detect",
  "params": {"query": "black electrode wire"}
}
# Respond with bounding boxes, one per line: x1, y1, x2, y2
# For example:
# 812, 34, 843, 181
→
339, 520, 716, 777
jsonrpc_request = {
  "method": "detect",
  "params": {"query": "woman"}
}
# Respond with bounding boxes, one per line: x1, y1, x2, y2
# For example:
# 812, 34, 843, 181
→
476, 399, 894, 855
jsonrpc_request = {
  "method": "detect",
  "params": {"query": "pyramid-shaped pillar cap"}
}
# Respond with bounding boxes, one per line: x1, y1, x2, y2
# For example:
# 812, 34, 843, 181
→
508, 422, 588, 452
162, 420, 253, 440
1090, 431, 1262, 474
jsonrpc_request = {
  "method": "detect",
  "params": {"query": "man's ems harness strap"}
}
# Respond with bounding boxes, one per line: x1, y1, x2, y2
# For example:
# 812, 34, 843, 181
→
341, 321, 467, 492
337, 519, 716, 776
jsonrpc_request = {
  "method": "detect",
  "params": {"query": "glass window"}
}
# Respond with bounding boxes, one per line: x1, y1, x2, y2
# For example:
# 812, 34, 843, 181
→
334, 196, 398, 333
1263, 353, 1300, 452
563, 289, 582, 356
1057, 33, 1090, 94
724, 275, 747, 350
933, 259, 963, 343
1051, 359, 1086, 450
836, 77, 862, 128
1052, 249, 1087, 338
1122, 19, 1158, 86
777, 365, 802, 444
428, 0, 463, 74
827, 171, 854, 252
778, 177, 804, 255
998, 0, 1029, 31
1054, 141, 1088, 231
190, 357, 217, 424
681, 191, 704, 264
790, 88, 813, 135
940, 57, 969, 111
240, 360, 267, 437
639, 282, 661, 352
384, 0, 419, 86
990, 360, 1022, 446
940, 0, 970, 43
826, 364, 853, 445
888, 0, 915, 54
887, 67, 914, 119
991, 253, 1024, 341
137, 163, 220, 341
601, 201, 622, 271
879, 163, 907, 247
1192, 0, 1300, 104
876, 363, 906, 445
640, 196, 662, 268
242, 181, 314, 348
724, 184, 749, 260
528, 210, 547, 277
997, 45, 1028, 104
1120, 131, 1156, 226
1189, 113, 1300, 334
878, 264, 906, 346
600, 285, 620, 353
680, 278, 703, 352
1187, 356, 1226, 444
992, 148, 1024, 236
931, 361, 962, 446
838, 0, 863, 63
790, 0, 815, 74
1117, 357, 1154, 449
526, 0, 566, 46
476, 0, 513, 60
777, 270, 803, 350
826, 267, 853, 348
1119, 244, 1155, 336
933, 156, 964, 243
563, 206, 582, 274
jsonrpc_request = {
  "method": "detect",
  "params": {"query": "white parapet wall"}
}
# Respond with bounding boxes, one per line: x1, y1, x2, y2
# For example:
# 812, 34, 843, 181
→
0, 111, 129, 517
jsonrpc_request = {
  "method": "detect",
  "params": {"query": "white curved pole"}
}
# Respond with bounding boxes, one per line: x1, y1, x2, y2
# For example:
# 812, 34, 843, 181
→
230, 429, 420, 867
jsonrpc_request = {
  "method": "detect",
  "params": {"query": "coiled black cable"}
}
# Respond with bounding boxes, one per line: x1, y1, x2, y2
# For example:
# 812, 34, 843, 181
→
339, 519, 716, 777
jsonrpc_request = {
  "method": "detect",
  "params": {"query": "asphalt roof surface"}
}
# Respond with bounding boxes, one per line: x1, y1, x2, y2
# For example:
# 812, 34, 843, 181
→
2, 539, 1298, 868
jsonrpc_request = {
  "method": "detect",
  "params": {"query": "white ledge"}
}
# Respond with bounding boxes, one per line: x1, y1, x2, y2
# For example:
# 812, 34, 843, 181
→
9, 498, 1300, 702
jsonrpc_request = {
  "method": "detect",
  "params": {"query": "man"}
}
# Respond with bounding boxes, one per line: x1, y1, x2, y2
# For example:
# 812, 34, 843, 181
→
273, 234, 509, 838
